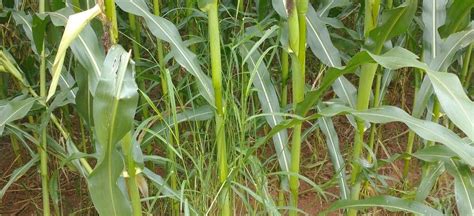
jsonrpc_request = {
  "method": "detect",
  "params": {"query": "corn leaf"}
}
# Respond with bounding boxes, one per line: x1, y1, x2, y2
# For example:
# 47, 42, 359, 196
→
87, 46, 139, 216
415, 162, 445, 202
0, 96, 36, 135
439, 0, 474, 37
316, 105, 349, 200
47, 4, 101, 101
445, 160, 474, 215
323, 195, 443, 215
413, 23, 474, 119
421, 0, 447, 65
49, 8, 105, 95
319, 105, 474, 166
365, 0, 417, 54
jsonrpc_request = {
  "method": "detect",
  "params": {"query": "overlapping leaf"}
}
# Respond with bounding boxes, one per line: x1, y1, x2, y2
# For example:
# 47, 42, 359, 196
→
47, 4, 101, 101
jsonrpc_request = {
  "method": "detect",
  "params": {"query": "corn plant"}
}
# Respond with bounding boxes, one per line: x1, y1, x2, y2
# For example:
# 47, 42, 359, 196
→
1, 0, 474, 215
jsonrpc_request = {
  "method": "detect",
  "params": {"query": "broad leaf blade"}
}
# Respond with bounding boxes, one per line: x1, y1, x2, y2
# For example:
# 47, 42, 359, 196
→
421, 0, 447, 65
87, 46, 139, 216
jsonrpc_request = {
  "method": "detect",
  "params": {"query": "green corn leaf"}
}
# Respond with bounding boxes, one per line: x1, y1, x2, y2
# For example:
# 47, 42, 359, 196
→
316, 104, 349, 200
47, 4, 101, 101
421, 0, 447, 65
431, 24, 474, 71
365, 0, 417, 54
322, 195, 443, 215
428, 68, 474, 141
439, 0, 474, 38
74, 64, 93, 126
116, 0, 215, 106
31, 13, 48, 55
412, 23, 474, 119
87, 46, 139, 216
306, 4, 359, 128
445, 160, 474, 216
319, 105, 474, 166
0, 96, 37, 135
413, 145, 457, 162
49, 8, 105, 95
306, 5, 342, 67
310, 46, 474, 146
415, 162, 445, 202
239, 42, 291, 176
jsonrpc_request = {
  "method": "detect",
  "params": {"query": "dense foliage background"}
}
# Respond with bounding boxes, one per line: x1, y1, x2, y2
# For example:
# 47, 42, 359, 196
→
0, 0, 473, 215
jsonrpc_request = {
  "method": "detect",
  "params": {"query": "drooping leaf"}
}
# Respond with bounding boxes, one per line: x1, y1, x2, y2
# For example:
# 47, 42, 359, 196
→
116, 0, 215, 106
323, 195, 443, 215
428, 69, 474, 141
47, 4, 101, 101
412, 23, 474, 119
318, 104, 474, 166
49, 8, 105, 95
87, 46, 139, 216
